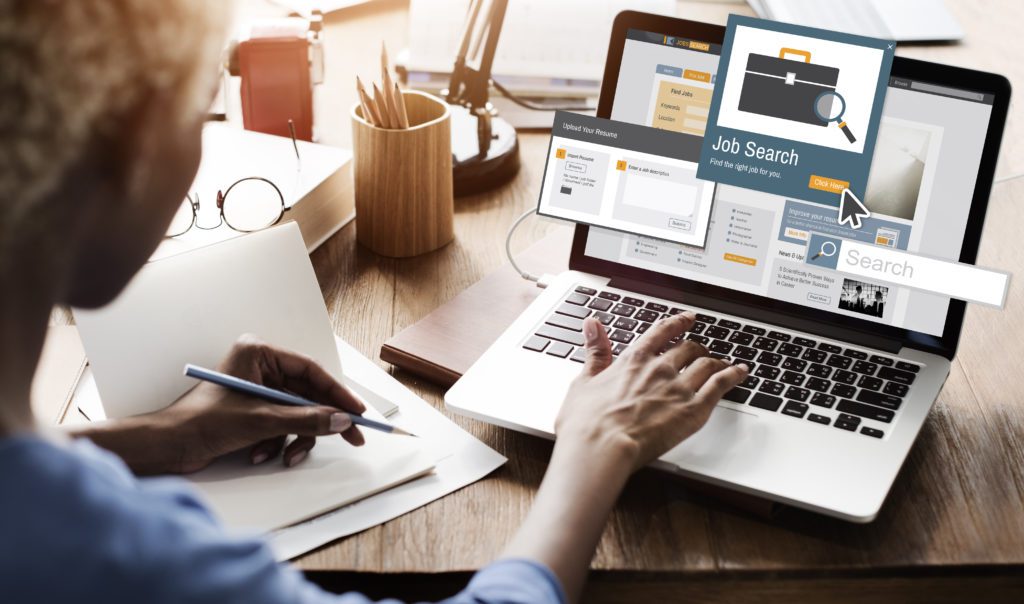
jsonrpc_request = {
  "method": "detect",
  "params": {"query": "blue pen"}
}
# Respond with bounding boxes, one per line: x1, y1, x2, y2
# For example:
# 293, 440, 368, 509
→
183, 364, 416, 437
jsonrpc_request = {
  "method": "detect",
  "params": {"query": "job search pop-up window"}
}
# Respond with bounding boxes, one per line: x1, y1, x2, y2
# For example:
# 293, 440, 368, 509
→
537, 111, 716, 247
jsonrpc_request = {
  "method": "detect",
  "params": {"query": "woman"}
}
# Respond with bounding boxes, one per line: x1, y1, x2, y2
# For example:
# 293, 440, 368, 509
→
0, 2, 746, 602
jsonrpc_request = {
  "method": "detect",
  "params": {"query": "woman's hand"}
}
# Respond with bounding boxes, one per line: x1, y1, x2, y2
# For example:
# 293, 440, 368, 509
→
76, 335, 366, 475
556, 312, 747, 470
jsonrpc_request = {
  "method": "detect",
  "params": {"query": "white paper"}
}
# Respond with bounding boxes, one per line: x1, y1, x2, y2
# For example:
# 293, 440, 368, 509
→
265, 336, 507, 561
73, 222, 395, 419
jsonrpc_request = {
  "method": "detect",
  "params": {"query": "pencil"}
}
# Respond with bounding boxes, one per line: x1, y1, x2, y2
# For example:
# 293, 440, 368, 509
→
183, 364, 417, 437
356, 76, 383, 127
372, 82, 396, 129
381, 43, 402, 130
393, 82, 409, 129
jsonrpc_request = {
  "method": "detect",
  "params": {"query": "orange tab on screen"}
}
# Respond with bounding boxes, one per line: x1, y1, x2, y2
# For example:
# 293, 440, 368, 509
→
724, 253, 757, 266
683, 69, 711, 83
808, 174, 849, 194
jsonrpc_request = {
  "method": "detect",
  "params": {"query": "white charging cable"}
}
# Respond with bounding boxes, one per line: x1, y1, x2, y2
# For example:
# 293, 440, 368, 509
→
505, 208, 554, 288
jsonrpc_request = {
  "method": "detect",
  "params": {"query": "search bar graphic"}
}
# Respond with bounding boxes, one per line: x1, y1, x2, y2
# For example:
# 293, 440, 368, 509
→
832, 239, 1009, 308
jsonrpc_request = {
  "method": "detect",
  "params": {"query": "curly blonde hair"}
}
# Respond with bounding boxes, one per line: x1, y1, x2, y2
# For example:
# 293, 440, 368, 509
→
0, 0, 230, 245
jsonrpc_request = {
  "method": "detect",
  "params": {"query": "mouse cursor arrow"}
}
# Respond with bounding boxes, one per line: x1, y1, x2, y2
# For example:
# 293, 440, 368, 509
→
838, 188, 870, 230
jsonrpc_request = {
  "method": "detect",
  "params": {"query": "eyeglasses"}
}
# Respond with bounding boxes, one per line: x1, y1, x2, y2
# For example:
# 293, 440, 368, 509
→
166, 176, 289, 237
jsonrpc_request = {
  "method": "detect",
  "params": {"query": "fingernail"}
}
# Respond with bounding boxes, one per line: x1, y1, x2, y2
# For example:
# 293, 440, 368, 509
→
682, 311, 697, 320
330, 413, 352, 433
287, 450, 307, 467
737, 363, 750, 374
583, 320, 598, 343
252, 452, 269, 465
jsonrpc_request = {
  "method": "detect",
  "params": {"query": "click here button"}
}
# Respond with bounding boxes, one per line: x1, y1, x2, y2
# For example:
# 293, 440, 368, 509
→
808, 175, 850, 195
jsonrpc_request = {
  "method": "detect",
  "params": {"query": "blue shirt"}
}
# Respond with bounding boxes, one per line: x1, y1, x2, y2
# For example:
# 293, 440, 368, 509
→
0, 435, 565, 604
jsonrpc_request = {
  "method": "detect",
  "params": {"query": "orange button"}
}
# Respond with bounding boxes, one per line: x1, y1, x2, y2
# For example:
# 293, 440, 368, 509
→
555, 148, 567, 159
688, 41, 711, 51
724, 253, 757, 266
683, 69, 711, 83
808, 174, 850, 194
616, 160, 627, 171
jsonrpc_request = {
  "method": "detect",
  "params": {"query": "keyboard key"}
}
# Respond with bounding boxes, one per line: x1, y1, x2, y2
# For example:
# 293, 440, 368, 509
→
523, 336, 549, 352
752, 337, 778, 352
695, 313, 716, 323
612, 343, 628, 355
781, 357, 807, 372
733, 359, 755, 371
613, 317, 639, 331
637, 323, 650, 335
588, 298, 613, 311
759, 380, 785, 396
635, 309, 660, 323
723, 387, 751, 404
645, 302, 668, 313
728, 331, 755, 346
852, 360, 878, 376
741, 375, 760, 389
536, 324, 585, 346
819, 343, 842, 354
895, 361, 921, 373
780, 371, 806, 386
806, 363, 832, 378
598, 291, 621, 301
837, 399, 894, 423
833, 369, 857, 385
782, 401, 808, 418
575, 286, 597, 296
718, 319, 742, 330
843, 349, 868, 360
546, 314, 584, 332
879, 367, 917, 385
794, 337, 817, 347
883, 381, 909, 397
623, 296, 645, 307
826, 355, 853, 369
709, 340, 734, 354
669, 307, 685, 315
870, 355, 895, 366
858, 375, 883, 391
778, 343, 803, 357
705, 326, 730, 340
690, 321, 707, 334
811, 392, 837, 408
768, 331, 792, 342
611, 303, 637, 317
807, 413, 831, 425
609, 330, 635, 344
732, 345, 758, 360
593, 311, 614, 325
743, 325, 767, 335
831, 383, 856, 398
802, 349, 828, 364
805, 377, 831, 392
749, 392, 783, 412
565, 293, 589, 306
756, 351, 782, 366
570, 347, 588, 363
754, 365, 781, 380
556, 303, 590, 319
546, 341, 573, 358
784, 386, 810, 402
856, 389, 902, 410
861, 427, 884, 439
687, 334, 710, 345
834, 417, 859, 431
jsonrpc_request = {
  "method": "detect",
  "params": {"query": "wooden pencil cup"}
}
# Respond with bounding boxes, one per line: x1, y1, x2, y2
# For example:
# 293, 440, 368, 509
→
351, 90, 454, 257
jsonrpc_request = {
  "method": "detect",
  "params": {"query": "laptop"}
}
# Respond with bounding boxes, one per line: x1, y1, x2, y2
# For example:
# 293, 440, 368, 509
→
446, 11, 1010, 522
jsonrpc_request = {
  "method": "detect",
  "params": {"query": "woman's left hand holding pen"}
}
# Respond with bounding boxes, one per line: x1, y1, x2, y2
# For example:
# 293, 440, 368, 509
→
73, 334, 366, 475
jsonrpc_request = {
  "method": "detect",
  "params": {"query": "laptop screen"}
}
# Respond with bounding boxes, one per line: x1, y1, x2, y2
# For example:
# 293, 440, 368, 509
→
583, 28, 996, 338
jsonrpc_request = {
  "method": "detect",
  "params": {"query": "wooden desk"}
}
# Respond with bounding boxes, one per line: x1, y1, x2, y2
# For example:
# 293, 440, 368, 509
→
249, 1, 1024, 600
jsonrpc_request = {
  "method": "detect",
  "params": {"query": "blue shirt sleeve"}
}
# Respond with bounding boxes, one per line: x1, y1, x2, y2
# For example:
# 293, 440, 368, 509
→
0, 436, 564, 604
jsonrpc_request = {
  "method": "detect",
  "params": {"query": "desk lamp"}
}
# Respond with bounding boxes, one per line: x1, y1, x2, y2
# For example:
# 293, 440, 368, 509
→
443, 0, 520, 196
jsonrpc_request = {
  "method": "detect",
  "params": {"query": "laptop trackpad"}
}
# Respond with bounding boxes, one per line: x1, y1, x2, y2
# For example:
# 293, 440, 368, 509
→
661, 405, 766, 470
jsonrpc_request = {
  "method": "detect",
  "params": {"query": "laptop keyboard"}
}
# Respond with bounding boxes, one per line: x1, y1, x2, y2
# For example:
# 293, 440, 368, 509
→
522, 285, 923, 440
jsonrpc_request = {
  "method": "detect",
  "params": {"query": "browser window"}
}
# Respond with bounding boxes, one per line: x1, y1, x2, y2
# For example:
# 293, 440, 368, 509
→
584, 28, 995, 337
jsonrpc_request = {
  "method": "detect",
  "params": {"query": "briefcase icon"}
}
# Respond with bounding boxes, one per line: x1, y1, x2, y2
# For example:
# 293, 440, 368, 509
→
738, 48, 838, 127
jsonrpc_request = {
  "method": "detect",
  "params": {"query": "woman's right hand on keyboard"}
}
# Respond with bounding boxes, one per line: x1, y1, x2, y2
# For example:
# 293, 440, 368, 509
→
556, 312, 748, 471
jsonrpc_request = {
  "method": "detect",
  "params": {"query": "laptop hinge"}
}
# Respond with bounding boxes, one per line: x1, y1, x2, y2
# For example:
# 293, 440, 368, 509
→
607, 276, 903, 354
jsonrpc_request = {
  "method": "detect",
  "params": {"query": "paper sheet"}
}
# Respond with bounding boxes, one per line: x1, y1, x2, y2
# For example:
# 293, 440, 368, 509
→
266, 336, 507, 561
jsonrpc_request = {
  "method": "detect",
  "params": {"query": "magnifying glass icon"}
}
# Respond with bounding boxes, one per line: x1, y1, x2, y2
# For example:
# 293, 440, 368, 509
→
814, 91, 857, 144
811, 240, 837, 260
